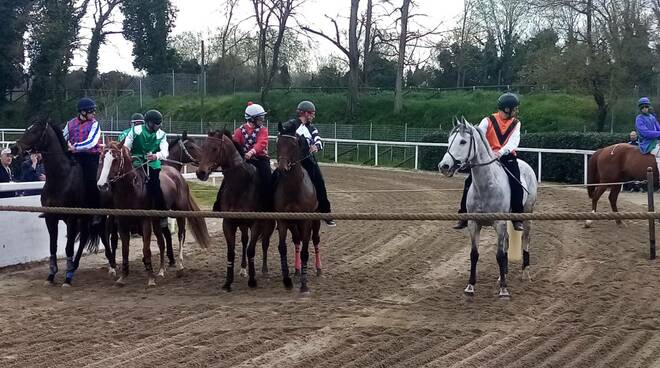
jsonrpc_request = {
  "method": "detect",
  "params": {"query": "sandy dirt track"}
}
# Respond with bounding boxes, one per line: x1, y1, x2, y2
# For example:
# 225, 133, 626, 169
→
1, 165, 660, 368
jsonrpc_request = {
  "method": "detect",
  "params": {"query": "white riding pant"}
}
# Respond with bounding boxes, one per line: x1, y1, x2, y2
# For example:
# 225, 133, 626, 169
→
651, 145, 660, 172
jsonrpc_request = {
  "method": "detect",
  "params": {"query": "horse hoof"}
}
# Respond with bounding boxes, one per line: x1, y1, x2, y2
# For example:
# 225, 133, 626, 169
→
108, 268, 117, 278
499, 288, 511, 299
222, 284, 232, 292
522, 269, 533, 282
584, 220, 593, 228
114, 278, 126, 287
464, 284, 475, 296
44, 280, 55, 287
316, 268, 322, 277
176, 268, 184, 278
239, 268, 248, 278
147, 279, 157, 287
248, 279, 257, 289
62, 282, 72, 288
262, 267, 269, 275
300, 285, 310, 294
157, 269, 166, 278
283, 277, 293, 289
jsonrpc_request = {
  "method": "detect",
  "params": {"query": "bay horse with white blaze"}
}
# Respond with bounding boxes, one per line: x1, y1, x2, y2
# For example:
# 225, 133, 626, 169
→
274, 122, 322, 293
196, 129, 275, 291
585, 143, 658, 227
438, 118, 537, 298
97, 141, 210, 286
13, 120, 107, 286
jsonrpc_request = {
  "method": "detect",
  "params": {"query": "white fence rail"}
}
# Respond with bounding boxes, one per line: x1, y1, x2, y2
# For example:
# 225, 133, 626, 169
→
0, 129, 597, 185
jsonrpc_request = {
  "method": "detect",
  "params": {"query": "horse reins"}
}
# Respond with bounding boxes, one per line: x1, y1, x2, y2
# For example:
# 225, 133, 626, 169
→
277, 134, 313, 166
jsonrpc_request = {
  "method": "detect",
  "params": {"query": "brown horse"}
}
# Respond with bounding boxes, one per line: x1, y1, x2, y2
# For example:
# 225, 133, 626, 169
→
165, 131, 202, 171
97, 141, 210, 286
273, 123, 321, 293
196, 130, 275, 291
13, 120, 106, 286
586, 143, 658, 227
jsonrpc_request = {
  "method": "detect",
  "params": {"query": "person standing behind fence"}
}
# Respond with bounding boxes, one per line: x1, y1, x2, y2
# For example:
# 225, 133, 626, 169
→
0, 148, 16, 198
21, 153, 45, 196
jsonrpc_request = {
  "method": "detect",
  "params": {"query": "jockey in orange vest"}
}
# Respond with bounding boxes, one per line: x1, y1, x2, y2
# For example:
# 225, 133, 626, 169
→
454, 92, 525, 231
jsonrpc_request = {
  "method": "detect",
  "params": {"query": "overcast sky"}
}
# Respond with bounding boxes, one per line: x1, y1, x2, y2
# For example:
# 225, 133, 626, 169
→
72, 0, 464, 75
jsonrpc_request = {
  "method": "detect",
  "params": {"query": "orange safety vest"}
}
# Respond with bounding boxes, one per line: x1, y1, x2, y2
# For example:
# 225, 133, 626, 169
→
485, 114, 519, 155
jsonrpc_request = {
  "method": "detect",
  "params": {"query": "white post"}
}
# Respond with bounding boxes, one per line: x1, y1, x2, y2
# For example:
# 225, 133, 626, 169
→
375, 144, 379, 166
139, 78, 143, 109
583, 154, 589, 185
172, 70, 175, 96
414, 145, 419, 170
334, 122, 337, 139
537, 152, 542, 183
404, 123, 408, 141
334, 141, 338, 163
1, 131, 4, 144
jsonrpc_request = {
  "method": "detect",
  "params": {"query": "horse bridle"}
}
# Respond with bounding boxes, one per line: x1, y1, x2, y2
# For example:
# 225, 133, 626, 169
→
446, 125, 498, 171
277, 134, 312, 167
202, 134, 228, 172
104, 146, 148, 184
178, 139, 199, 165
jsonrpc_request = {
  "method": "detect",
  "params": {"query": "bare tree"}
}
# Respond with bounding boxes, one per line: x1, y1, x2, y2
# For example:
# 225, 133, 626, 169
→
302, 0, 361, 118
393, 0, 410, 113
456, 0, 473, 87
83, 0, 124, 89
362, 0, 374, 85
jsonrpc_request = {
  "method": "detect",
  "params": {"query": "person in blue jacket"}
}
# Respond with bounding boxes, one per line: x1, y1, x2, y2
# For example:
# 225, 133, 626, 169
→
635, 97, 660, 171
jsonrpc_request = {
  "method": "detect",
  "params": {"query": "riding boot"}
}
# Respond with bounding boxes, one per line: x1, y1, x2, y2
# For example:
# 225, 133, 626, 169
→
501, 155, 524, 231
454, 175, 472, 229
302, 157, 334, 226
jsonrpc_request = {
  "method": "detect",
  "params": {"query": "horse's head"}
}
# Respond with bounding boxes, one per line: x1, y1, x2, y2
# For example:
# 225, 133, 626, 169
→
438, 117, 477, 177
276, 133, 306, 172
196, 129, 235, 181
15, 120, 56, 155
97, 141, 130, 188
171, 131, 202, 165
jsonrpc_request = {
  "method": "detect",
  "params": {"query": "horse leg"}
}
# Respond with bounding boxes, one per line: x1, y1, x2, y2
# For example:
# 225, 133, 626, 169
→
299, 221, 312, 294
585, 185, 608, 228
464, 221, 481, 296
277, 220, 292, 289
162, 221, 175, 269
240, 225, 249, 278
247, 223, 259, 288
522, 220, 532, 282
45, 216, 59, 285
115, 224, 131, 286
143, 220, 156, 287
495, 221, 510, 298
291, 221, 302, 276
176, 217, 186, 275
157, 221, 168, 278
608, 185, 623, 226
222, 220, 237, 292
261, 220, 275, 275
312, 220, 321, 276
73, 217, 90, 270
105, 216, 118, 278
62, 219, 79, 287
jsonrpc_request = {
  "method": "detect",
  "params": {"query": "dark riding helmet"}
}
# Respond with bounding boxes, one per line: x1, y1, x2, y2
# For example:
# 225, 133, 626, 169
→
639, 97, 651, 108
497, 93, 520, 112
144, 110, 163, 125
77, 98, 97, 112
296, 100, 316, 113
130, 112, 145, 124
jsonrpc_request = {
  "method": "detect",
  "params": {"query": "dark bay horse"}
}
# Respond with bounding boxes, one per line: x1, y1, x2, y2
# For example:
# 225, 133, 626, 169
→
274, 123, 321, 293
13, 121, 106, 286
97, 141, 211, 286
196, 130, 275, 291
165, 131, 202, 171
585, 143, 657, 227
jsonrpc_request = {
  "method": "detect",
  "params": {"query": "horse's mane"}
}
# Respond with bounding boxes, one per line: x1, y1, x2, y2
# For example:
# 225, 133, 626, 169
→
210, 129, 244, 158
48, 121, 71, 154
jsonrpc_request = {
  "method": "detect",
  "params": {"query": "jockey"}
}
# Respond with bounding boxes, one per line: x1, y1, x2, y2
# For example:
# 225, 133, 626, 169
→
454, 92, 524, 231
124, 109, 169, 227
118, 113, 144, 142
212, 102, 272, 212
279, 100, 335, 226
635, 97, 660, 170
63, 97, 102, 214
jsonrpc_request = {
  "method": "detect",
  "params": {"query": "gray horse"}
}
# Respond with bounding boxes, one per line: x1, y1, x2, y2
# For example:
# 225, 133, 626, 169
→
438, 118, 537, 298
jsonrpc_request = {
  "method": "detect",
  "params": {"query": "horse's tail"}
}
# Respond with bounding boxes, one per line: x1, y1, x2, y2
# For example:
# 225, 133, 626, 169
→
80, 215, 103, 253
184, 186, 211, 249
587, 150, 600, 199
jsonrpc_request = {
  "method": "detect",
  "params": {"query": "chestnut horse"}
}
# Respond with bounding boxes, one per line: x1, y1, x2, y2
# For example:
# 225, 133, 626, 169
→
196, 129, 275, 291
586, 143, 657, 227
97, 141, 210, 286
273, 122, 321, 293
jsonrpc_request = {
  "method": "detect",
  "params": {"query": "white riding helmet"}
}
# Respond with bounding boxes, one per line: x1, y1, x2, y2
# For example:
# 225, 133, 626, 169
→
244, 102, 267, 121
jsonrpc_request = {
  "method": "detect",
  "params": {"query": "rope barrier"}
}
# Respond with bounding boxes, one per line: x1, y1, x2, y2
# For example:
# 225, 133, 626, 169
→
0, 204, 658, 221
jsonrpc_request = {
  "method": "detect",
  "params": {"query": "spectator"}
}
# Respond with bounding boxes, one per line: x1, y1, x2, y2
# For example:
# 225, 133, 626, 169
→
21, 153, 45, 196
628, 131, 639, 145
624, 131, 642, 192
0, 148, 15, 198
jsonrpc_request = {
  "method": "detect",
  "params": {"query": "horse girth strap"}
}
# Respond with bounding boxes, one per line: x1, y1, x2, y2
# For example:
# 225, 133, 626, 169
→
488, 115, 518, 146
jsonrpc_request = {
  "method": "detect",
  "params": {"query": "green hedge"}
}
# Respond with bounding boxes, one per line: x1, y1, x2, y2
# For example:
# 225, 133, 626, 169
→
420, 131, 628, 183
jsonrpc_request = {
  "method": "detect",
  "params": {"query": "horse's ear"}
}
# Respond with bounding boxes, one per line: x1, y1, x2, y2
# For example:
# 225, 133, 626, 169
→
278, 121, 283, 134
452, 116, 457, 129
182, 130, 188, 140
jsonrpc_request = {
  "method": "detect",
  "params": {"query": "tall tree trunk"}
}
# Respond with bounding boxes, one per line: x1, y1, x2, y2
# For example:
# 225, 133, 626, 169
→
456, 0, 470, 87
394, 0, 410, 114
347, 0, 360, 119
83, 26, 103, 90
261, 11, 290, 103
585, 0, 608, 131
362, 0, 373, 86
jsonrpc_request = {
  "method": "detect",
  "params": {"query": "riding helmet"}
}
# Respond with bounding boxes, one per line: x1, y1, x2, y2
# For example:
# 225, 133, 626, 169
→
296, 100, 316, 113
130, 113, 145, 124
497, 93, 520, 112
144, 110, 163, 125
77, 97, 97, 112
639, 97, 651, 108
244, 102, 267, 121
